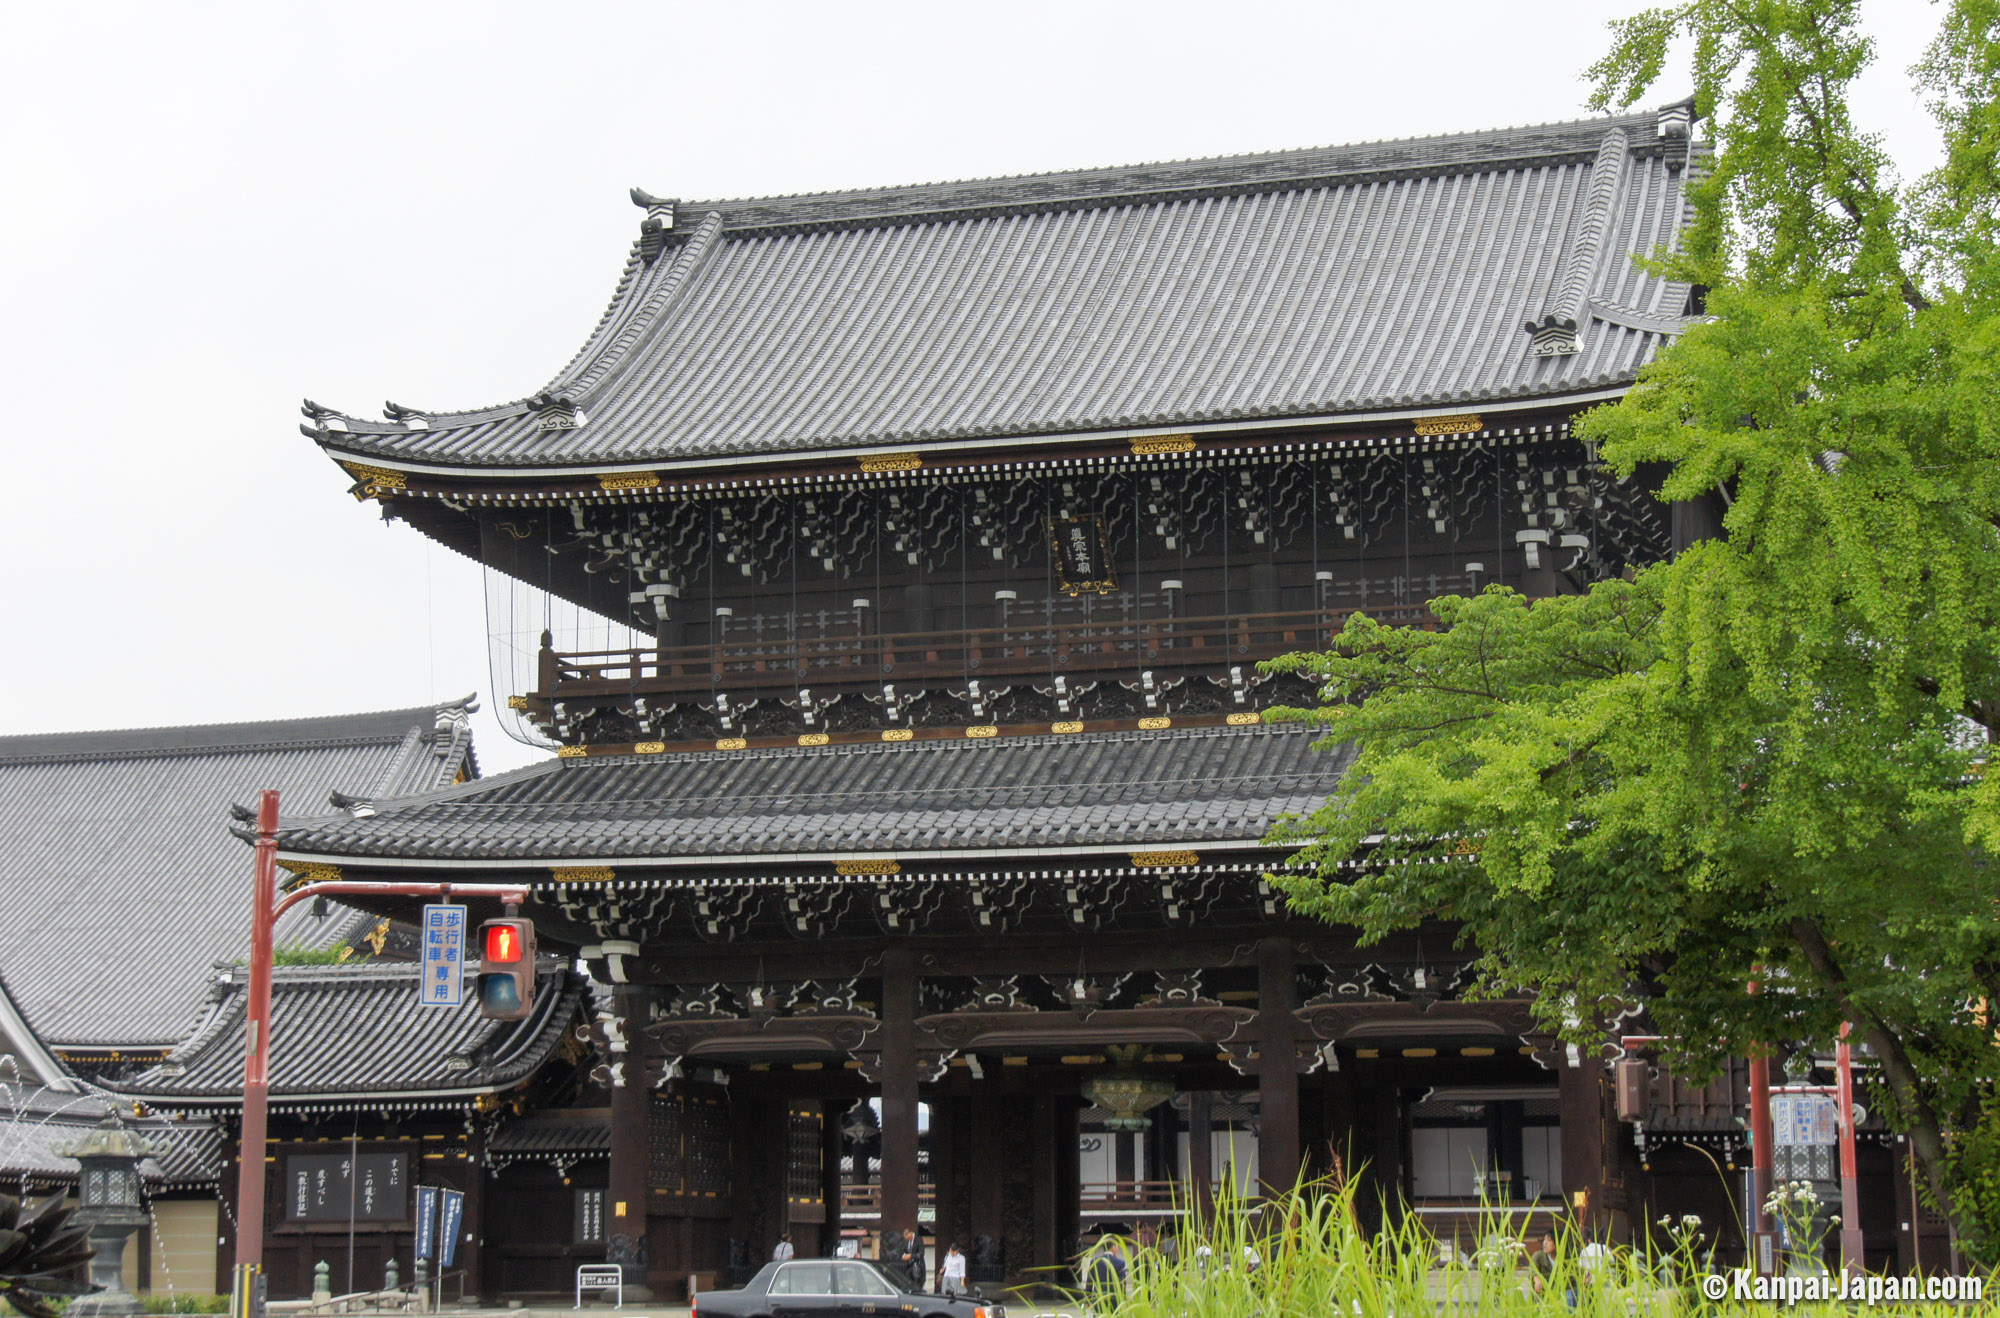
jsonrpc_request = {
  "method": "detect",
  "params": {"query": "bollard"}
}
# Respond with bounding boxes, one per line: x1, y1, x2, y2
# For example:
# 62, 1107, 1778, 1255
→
385, 1258, 400, 1292
312, 1261, 332, 1304
414, 1261, 430, 1313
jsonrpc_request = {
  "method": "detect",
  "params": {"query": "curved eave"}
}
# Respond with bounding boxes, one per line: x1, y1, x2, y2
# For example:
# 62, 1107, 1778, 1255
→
315, 385, 1637, 487
274, 837, 1287, 871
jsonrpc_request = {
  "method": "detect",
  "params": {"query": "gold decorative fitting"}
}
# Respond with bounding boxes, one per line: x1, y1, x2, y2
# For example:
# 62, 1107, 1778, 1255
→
798, 733, 830, 747
634, 741, 665, 754
881, 728, 914, 742
1137, 716, 1172, 730
363, 919, 391, 956
1413, 413, 1483, 436
1226, 711, 1261, 726
278, 860, 342, 885
599, 472, 661, 491
1051, 721, 1083, 734
1130, 849, 1199, 868
1130, 434, 1196, 455
834, 859, 902, 876
857, 452, 923, 473
966, 725, 999, 739
715, 737, 747, 751
556, 746, 589, 759
339, 462, 408, 501
505, 695, 530, 711
552, 866, 616, 884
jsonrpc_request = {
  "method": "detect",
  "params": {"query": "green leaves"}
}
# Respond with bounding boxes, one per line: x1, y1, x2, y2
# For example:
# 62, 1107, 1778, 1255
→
1274, 0, 2000, 1257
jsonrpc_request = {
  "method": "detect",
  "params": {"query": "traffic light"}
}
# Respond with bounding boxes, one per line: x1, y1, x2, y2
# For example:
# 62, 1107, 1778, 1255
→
476, 917, 536, 1021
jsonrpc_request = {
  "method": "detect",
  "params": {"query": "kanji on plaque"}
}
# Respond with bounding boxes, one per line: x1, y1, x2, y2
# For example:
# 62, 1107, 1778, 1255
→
420, 904, 467, 1007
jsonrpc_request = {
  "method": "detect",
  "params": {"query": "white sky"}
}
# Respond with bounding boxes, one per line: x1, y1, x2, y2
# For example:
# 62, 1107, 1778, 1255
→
0, 1, 1941, 776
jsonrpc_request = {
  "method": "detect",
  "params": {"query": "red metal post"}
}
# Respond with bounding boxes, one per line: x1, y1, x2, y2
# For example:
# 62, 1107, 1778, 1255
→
1837, 1023, 1865, 1277
226, 784, 531, 1316
234, 790, 279, 1294
1748, 974, 1776, 1276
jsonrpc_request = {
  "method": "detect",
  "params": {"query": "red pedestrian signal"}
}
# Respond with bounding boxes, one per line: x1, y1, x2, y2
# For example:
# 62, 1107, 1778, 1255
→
476, 918, 536, 1021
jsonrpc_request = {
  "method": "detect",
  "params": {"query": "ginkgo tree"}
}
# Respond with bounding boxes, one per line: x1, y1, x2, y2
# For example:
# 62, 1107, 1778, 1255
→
1267, 0, 2000, 1257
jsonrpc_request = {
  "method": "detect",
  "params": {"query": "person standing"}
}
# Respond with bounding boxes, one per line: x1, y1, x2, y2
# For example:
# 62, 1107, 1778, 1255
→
940, 1243, 967, 1296
896, 1227, 925, 1288
772, 1233, 795, 1262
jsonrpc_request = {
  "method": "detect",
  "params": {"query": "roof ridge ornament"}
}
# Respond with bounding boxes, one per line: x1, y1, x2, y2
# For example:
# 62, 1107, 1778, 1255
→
529, 392, 586, 431
1523, 127, 1630, 359
631, 188, 679, 265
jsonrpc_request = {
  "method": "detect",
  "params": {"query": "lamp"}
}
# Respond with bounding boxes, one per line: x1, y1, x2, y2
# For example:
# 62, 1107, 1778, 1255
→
60, 1113, 158, 1318
1082, 1045, 1176, 1132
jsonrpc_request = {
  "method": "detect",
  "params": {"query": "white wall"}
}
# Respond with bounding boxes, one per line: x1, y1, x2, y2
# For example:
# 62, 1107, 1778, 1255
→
1411, 1128, 1488, 1198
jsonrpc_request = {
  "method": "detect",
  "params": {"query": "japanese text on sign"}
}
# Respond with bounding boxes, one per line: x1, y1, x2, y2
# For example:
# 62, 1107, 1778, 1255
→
420, 904, 466, 1007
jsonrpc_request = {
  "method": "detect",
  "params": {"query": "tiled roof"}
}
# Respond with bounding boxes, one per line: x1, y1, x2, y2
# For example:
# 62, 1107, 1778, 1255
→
308, 108, 1700, 471
275, 724, 1352, 863
0, 1084, 222, 1188
0, 701, 480, 1048
114, 962, 587, 1105
488, 1110, 610, 1163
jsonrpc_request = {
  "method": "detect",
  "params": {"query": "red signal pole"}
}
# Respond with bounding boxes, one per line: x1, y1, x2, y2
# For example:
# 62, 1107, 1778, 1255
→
1748, 974, 1776, 1277
1837, 1023, 1864, 1278
230, 790, 528, 1317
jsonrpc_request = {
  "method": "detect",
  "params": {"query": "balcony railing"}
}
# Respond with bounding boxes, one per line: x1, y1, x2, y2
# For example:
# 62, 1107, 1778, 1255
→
534, 603, 1435, 703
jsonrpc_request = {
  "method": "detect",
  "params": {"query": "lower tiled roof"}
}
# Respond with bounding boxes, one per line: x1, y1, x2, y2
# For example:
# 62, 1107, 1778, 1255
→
114, 962, 587, 1106
275, 725, 1353, 862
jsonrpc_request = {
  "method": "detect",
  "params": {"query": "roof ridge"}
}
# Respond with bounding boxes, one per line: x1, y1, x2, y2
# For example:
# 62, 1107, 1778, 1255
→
680, 109, 1661, 214
0, 701, 471, 765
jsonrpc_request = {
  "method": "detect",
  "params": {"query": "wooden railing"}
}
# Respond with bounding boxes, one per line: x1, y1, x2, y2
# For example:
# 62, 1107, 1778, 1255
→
1079, 1180, 1182, 1213
535, 603, 1434, 702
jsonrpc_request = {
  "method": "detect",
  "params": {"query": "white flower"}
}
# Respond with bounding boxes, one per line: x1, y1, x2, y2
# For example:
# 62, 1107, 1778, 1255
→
1680, 1215, 1702, 1229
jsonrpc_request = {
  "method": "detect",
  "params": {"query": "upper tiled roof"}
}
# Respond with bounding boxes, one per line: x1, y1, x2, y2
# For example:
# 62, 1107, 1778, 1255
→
274, 724, 1352, 863
307, 108, 1700, 473
115, 961, 587, 1106
0, 701, 480, 1048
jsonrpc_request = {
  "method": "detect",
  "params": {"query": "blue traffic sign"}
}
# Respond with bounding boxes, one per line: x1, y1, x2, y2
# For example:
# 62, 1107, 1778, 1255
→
420, 905, 466, 1007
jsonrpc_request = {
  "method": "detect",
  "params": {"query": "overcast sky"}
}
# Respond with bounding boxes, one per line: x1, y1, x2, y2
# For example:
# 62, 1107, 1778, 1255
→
0, 1, 1941, 775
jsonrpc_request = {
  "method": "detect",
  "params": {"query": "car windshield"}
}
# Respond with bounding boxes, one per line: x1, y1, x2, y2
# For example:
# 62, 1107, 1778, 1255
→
857, 1261, 921, 1294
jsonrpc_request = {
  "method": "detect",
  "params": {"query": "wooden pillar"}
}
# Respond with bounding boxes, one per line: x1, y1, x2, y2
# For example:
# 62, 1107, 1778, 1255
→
1188, 1092, 1214, 1213
608, 985, 656, 1300
1031, 1095, 1058, 1273
820, 1099, 845, 1258
879, 950, 921, 1238
1559, 1053, 1611, 1238
1256, 936, 1301, 1197
1370, 1084, 1403, 1227
968, 1092, 1006, 1278
931, 1095, 959, 1256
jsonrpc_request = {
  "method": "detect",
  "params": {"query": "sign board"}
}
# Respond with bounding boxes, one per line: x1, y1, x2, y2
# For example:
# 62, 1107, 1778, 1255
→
414, 1186, 439, 1261
1047, 515, 1117, 596
284, 1153, 407, 1222
574, 1188, 606, 1243
439, 1188, 465, 1268
1771, 1092, 1839, 1146
420, 905, 467, 1006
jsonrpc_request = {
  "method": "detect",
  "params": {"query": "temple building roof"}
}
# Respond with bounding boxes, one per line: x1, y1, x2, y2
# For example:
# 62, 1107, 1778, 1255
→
112, 962, 588, 1108
303, 105, 1701, 477
0, 701, 480, 1049
0, 1083, 223, 1190
274, 723, 1351, 865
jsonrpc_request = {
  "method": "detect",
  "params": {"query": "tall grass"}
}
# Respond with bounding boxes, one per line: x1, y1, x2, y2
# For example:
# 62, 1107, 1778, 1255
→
1074, 1177, 1971, 1317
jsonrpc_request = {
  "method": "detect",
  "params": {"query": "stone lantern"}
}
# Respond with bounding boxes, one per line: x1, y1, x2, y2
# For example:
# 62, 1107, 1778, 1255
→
59, 1112, 157, 1318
